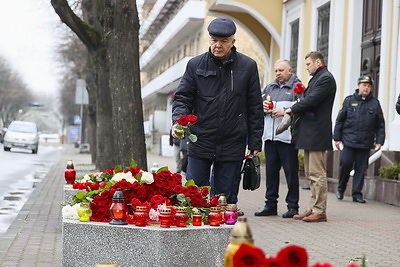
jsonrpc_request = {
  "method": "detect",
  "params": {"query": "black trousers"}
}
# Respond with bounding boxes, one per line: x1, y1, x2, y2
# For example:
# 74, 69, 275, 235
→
338, 146, 370, 198
186, 157, 242, 204
264, 140, 299, 210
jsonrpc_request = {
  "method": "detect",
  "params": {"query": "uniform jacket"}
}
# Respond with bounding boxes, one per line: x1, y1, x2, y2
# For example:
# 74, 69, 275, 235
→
262, 73, 301, 144
333, 89, 385, 149
291, 67, 336, 151
172, 47, 264, 161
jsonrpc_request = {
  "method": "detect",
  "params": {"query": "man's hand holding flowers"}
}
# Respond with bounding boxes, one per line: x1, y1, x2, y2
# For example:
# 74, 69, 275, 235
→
171, 114, 198, 142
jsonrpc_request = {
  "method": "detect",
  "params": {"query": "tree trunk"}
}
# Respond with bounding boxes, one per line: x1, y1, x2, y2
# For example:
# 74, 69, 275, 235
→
51, 0, 147, 171
105, 1, 147, 169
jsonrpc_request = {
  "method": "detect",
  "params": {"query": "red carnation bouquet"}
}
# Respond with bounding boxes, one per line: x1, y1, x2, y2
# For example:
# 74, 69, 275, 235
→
175, 114, 198, 142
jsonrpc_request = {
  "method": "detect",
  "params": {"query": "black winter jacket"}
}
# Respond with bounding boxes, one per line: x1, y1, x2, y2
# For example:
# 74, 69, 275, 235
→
333, 90, 385, 149
172, 47, 264, 161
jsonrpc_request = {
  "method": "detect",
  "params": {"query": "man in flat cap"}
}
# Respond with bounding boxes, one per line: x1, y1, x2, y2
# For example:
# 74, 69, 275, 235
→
171, 17, 264, 204
333, 75, 385, 204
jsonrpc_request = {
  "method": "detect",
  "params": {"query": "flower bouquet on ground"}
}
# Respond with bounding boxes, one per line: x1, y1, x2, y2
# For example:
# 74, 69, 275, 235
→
175, 114, 198, 142
232, 244, 366, 267
62, 160, 221, 225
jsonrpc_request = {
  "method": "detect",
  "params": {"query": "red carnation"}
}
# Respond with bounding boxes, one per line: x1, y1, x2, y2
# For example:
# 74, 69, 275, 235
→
276, 245, 308, 267
233, 244, 266, 267
177, 115, 189, 126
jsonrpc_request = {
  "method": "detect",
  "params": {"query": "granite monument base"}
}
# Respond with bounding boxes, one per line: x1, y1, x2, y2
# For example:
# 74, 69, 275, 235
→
62, 219, 232, 267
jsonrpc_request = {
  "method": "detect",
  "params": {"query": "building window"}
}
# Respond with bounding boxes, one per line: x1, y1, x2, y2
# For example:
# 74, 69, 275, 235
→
290, 19, 299, 74
361, 0, 382, 97
317, 2, 330, 64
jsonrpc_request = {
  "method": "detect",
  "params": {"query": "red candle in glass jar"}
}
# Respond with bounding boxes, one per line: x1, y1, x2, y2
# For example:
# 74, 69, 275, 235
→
134, 206, 148, 226
110, 202, 126, 220
174, 207, 189, 227
208, 207, 222, 226
192, 211, 203, 226
64, 160, 76, 184
159, 208, 172, 228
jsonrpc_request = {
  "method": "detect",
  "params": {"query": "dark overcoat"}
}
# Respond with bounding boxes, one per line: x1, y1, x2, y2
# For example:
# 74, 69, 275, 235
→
172, 47, 264, 161
291, 67, 336, 151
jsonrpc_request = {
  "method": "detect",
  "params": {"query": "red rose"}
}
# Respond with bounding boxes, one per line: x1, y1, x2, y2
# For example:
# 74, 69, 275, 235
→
173, 184, 183, 194
311, 263, 334, 267
294, 83, 305, 95
347, 264, 360, 267
177, 115, 189, 126
200, 187, 209, 197
233, 244, 266, 267
187, 185, 199, 194
209, 195, 219, 206
262, 257, 285, 267
268, 102, 274, 110
276, 245, 308, 267
150, 194, 166, 205
187, 114, 198, 124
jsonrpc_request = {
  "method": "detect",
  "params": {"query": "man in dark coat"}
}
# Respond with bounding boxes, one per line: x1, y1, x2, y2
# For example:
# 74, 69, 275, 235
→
333, 75, 385, 203
171, 17, 264, 204
285, 51, 336, 222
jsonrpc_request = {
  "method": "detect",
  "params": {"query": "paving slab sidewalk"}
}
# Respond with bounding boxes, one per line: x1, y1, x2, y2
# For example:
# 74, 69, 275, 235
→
0, 145, 399, 266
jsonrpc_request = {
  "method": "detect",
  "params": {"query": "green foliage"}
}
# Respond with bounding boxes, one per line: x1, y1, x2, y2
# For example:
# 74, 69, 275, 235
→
298, 153, 304, 170
378, 162, 400, 180
258, 151, 265, 164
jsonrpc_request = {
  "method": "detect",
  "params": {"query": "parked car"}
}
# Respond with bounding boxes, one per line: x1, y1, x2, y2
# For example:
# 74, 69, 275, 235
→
3, 121, 39, 153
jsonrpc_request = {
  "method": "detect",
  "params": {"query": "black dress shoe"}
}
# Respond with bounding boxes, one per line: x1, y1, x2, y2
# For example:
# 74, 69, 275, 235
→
353, 197, 366, 203
282, 209, 298, 218
254, 207, 277, 216
336, 191, 343, 200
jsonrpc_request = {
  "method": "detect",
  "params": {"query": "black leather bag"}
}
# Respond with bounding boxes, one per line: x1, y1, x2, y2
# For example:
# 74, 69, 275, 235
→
241, 154, 261, 191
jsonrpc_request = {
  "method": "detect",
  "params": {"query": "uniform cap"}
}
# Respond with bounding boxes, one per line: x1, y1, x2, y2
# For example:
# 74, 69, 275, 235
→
358, 75, 373, 85
207, 17, 236, 38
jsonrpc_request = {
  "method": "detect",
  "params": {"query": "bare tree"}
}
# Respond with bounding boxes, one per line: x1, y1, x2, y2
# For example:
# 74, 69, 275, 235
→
51, 0, 147, 170
0, 56, 33, 126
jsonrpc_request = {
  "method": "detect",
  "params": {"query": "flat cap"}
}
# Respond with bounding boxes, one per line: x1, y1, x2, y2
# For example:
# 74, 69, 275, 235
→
208, 17, 236, 38
358, 75, 374, 85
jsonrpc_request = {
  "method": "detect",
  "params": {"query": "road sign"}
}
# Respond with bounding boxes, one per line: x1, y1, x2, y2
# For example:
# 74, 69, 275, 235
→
75, 79, 89, 104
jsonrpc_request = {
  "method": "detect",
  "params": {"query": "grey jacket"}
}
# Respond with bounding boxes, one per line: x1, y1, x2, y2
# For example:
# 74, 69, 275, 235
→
262, 73, 301, 144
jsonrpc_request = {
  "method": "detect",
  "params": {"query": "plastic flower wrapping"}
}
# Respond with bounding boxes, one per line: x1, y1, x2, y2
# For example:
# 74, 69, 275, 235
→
66, 160, 218, 224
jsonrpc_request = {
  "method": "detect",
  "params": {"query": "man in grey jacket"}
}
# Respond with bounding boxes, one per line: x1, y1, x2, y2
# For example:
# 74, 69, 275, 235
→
255, 59, 301, 218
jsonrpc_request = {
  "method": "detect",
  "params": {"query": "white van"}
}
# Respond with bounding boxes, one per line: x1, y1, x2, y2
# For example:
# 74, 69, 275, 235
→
3, 121, 39, 154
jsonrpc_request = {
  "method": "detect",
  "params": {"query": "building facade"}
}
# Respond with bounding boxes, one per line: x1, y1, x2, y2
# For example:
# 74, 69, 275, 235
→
140, 0, 400, 171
